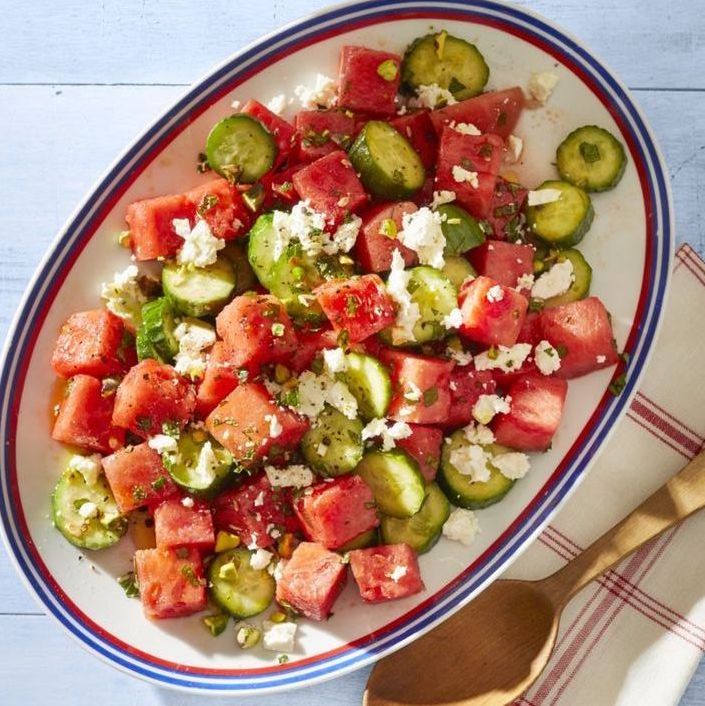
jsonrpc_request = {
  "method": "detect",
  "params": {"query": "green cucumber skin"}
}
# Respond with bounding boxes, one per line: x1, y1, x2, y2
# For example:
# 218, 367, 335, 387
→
162, 257, 236, 317
441, 256, 477, 290
339, 352, 392, 422
139, 297, 179, 363
300, 406, 364, 477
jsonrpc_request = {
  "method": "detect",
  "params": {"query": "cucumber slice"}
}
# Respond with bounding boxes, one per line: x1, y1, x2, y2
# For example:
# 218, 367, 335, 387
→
527, 180, 594, 248
339, 352, 392, 421
137, 297, 179, 363
247, 213, 279, 290
223, 241, 258, 295
402, 31, 490, 101
52, 468, 127, 551
380, 482, 450, 553
356, 449, 426, 518
337, 528, 379, 553
301, 405, 364, 477
541, 249, 593, 308
162, 430, 233, 497
205, 114, 277, 184
208, 548, 275, 618
557, 125, 627, 192
436, 203, 485, 255
162, 256, 236, 317
441, 256, 477, 290
438, 431, 515, 509
348, 121, 425, 200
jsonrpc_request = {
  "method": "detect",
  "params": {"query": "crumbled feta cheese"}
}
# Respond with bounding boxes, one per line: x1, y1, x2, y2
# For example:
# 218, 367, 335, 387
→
193, 441, 219, 487
265, 414, 282, 439
527, 188, 562, 207
295, 371, 358, 420
173, 319, 216, 380
262, 620, 297, 653
472, 394, 511, 425
442, 507, 480, 546
398, 207, 446, 269
230, 99, 241, 110
506, 134, 524, 163
473, 343, 532, 372
173, 218, 225, 268
442, 307, 463, 330
326, 216, 362, 255
404, 381, 423, 402
449, 443, 492, 483
447, 347, 473, 366
148, 434, 178, 454
492, 452, 531, 480
294, 74, 338, 109
452, 165, 479, 189
486, 284, 504, 303
250, 548, 273, 570
323, 348, 348, 374
410, 83, 457, 109
463, 423, 495, 446
100, 265, 146, 325
596, 355, 607, 364
534, 340, 562, 375
78, 501, 99, 519
386, 250, 422, 344
515, 273, 535, 292
266, 94, 288, 115
528, 71, 560, 104
389, 565, 408, 582
68, 454, 102, 485
453, 122, 481, 136
316, 442, 329, 457
362, 418, 412, 451
181, 496, 195, 508
532, 260, 574, 300
430, 190, 456, 209
265, 464, 314, 489
327, 380, 359, 420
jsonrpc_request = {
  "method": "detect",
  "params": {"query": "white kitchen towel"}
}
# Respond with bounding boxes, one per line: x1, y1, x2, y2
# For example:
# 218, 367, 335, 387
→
502, 243, 705, 706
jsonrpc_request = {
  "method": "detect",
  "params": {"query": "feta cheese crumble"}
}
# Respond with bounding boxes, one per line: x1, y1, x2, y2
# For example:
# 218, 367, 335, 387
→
532, 259, 574, 300
596, 355, 607, 364
442, 508, 480, 546
486, 284, 504, 303
262, 620, 297, 653
449, 443, 492, 483
410, 83, 457, 109
250, 548, 273, 570
398, 207, 446, 269
181, 496, 195, 508
362, 418, 412, 451
389, 565, 408, 582
100, 265, 146, 325
266, 94, 289, 115
294, 74, 338, 109
527, 188, 562, 207
528, 71, 560, 104
515, 273, 535, 292
266, 414, 283, 439
68, 454, 102, 485
78, 501, 99, 519
452, 122, 482, 136
322, 347, 348, 374
173, 218, 225, 268
472, 394, 511, 425
473, 343, 532, 372
193, 441, 220, 487
463, 422, 495, 446
386, 250, 422, 344
442, 307, 463, 330
492, 452, 531, 480
506, 134, 524, 163
148, 434, 178, 454
430, 190, 456, 209
173, 319, 216, 380
447, 346, 473, 366
265, 464, 314, 489
534, 340, 562, 375
403, 381, 423, 402
296, 371, 358, 420
452, 165, 479, 189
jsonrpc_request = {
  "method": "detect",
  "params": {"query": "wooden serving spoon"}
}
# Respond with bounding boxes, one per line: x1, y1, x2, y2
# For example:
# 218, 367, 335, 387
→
364, 449, 705, 706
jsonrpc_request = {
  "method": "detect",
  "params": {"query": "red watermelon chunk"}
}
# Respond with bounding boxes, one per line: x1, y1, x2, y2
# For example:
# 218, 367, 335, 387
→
112, 359, 196, 438
134, 547, 206, 619
184, 178, 251, 240
349, 543, 424, 603
390, 110, 439, 170
52, 375, 125, 453
295, 109, 356, 162
468, 241, 534, 290
435, 129, 503, 219
458, 276, 528, 347
516, 311, 543, 346
212, 474, 300, 549
206, 382, 309, 466
492, 375, 568, 451
154, 498, 215, 552
125, 193, 194, 261
395, 424, 443, 482
338, 46, 402, 116
241, 99, 295, 167
275, 542, 348, 621
216, 294, 298, 369
355, 202, 418, 273
380, 349, 454, 425
289, 326, 339, 374
295, 475, 379, 549
102, 442, 178, 513
442, 367, 497, 429
485, 177, 529, 241
314, 274, 396, 343
261, 165, 303, 209
540, 297, 619, 379
196, 342, 245, 418
292, 150, 368, 223
51, 309, 131, 378
429, 87, 525, 138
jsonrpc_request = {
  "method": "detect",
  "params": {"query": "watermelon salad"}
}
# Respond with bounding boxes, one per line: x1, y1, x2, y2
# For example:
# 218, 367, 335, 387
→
49, 31, 627, 658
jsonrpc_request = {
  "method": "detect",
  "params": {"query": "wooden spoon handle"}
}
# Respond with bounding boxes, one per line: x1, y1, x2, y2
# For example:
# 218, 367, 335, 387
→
541, 448, 705, 605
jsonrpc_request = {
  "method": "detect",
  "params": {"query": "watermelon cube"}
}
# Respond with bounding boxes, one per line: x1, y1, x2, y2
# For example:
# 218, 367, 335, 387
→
52, 375, 125, 453
289, 326, 339, 374
540, 297, 619, 378
195, 342, 242, 417
458, 276, 528, 347
295, 475, 379, 549
154, 498, 215, 552
242, 99, 296, 167
492, 375, 568, 451
112, 359, 196, 438
184, 178, 251, 240
275, 542, 348, 621
338, 46, 402, 116
355, 202, 418, 273
517, 311, 543, 346
349, 543, 424, 603
206, 383, 309, 466
395, 424, 443, 482
390, 110, 439, 170
442, 367, 497, 429
51, 309, 131, 379
380, 349, 454, 425
295, 109, 356, 162
468, 241, 534, 290
102, 442, 178, 513
216, 294, 298, 369
292, 150, 368, 223
134, 547, 207, 619
314, 274, 396, 343
484, 177, 529, 241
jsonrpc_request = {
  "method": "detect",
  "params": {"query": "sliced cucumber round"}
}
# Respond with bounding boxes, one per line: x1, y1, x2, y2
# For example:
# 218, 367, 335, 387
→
247, 213, 279, 290
527, 180, 594, 248
348, 121, 425, 200
541, 248, 592, 308
338, 352, 392, 421
380, 482, 450, 554
337, 528, 379, 553
223, 241, 258, 295
441, 256, 477, 290
437, 203, 485, 256
356, 449, 426, 518
208, 548, 275, 618
402, 31, 489, 101
557, 125, 627, 192
206, 114, 277, 184
52, 468, 127, 551
138, 297, 179, 363
301, 405, 364, 477
438, 432, 515, 509
162, 256, 236, 317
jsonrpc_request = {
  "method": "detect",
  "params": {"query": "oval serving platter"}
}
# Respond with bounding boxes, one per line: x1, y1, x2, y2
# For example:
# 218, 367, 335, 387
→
0, 0, 673, 695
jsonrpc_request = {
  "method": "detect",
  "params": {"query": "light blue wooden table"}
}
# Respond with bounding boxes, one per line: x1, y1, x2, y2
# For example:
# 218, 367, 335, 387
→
0, 1, 703, 703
